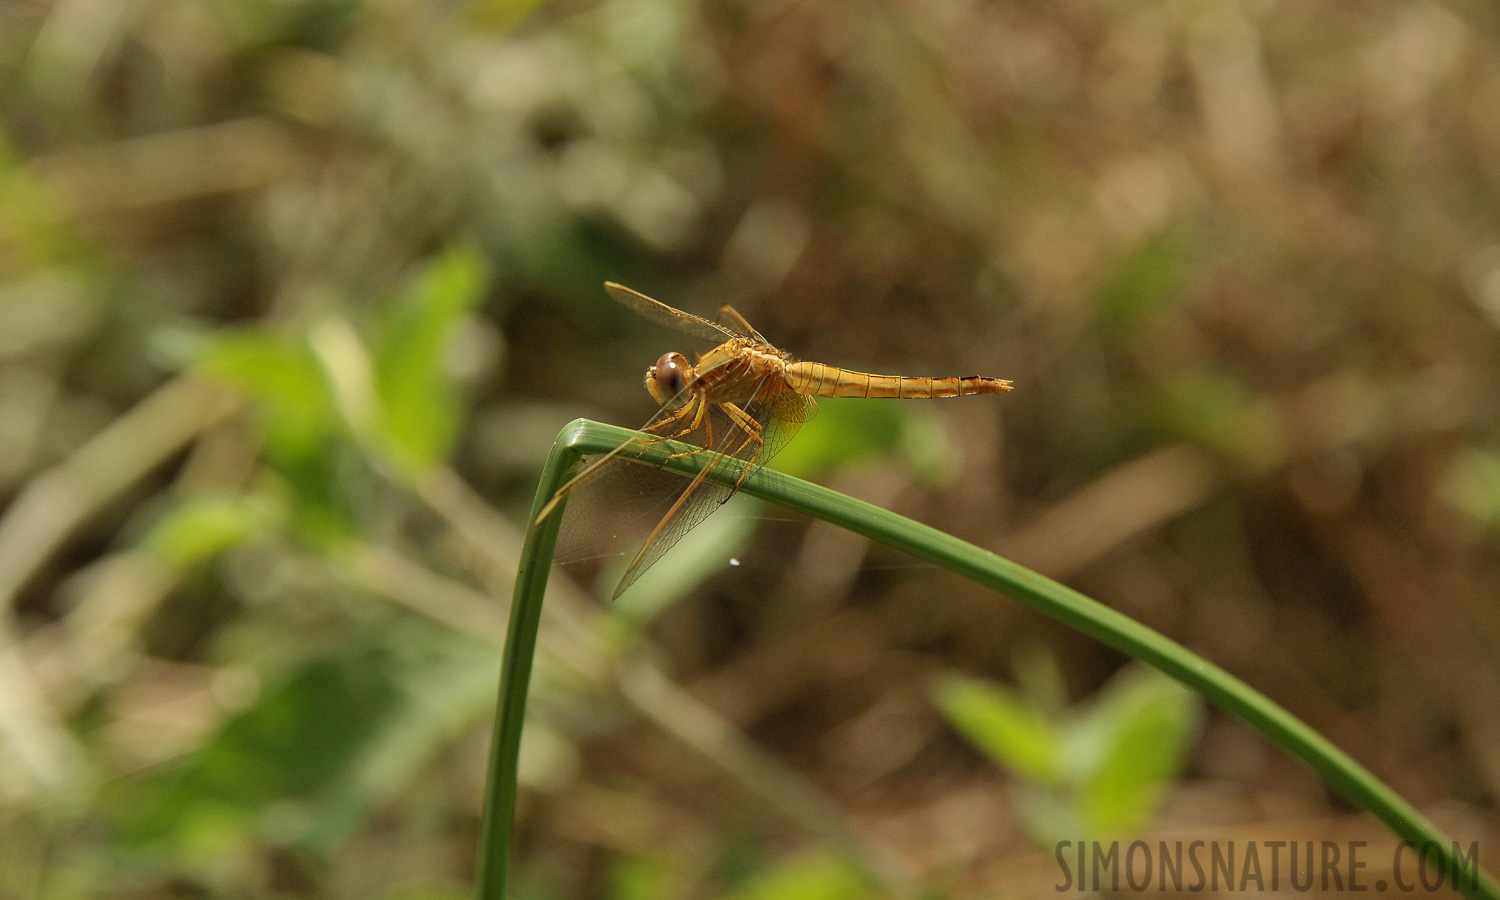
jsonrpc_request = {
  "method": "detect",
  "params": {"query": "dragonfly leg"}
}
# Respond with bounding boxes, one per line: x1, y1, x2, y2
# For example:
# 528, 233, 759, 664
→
641, 393, 701, 444
718, 401, 765, 489
663, 393, 715, 462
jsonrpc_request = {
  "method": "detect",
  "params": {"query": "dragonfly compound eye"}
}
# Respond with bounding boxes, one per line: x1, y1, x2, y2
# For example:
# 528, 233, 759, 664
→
646, 352, 689, 403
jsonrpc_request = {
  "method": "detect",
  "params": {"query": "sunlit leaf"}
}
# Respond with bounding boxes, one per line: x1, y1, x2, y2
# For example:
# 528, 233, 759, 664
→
197, 329, 334, 461
1440, 447, 1500, 528
608, 853, 683, 900
0, 134, 90, 267
196, 329, 361, 544
716, 849, 870, 900
931, 670, 1062, 785
771, 396, 954, 486
373, 244, 492, 472
1009, 780, 1086, 850
139, 495, 281, 569
1066, 667, 1202, 837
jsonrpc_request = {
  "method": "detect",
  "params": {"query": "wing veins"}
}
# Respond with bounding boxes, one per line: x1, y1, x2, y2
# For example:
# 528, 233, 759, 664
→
604, 282, 737, 342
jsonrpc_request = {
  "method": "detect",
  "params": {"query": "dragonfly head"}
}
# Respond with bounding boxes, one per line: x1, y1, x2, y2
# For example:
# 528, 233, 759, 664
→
646, 351, 691, 404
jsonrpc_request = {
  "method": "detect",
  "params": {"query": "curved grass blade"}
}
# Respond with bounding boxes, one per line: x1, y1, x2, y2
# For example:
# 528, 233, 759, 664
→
477, 419, 1499, 900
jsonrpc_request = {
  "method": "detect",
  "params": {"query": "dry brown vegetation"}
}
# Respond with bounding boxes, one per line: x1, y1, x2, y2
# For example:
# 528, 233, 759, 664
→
1, 0, 1499, 896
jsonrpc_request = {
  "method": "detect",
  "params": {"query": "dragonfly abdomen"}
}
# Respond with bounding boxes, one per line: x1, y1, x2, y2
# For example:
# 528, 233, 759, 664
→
784, 362, 1012, 399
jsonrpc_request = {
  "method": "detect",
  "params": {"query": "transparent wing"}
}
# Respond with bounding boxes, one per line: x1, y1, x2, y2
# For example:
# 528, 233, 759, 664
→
604, 282, 737, 343
717, 304, 767, 342
609, 385, 813, 599
552, 378, 815, 600
545, 393, 711, 550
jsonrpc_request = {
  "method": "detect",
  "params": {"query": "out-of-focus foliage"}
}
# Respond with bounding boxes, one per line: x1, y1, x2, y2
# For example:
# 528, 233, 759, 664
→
934, 661, 1202, 846
2, 0, 1500, 896
709, 849, 868, 900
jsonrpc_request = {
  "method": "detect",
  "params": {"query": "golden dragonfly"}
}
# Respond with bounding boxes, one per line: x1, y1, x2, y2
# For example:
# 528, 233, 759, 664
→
539, 282, 1012, 599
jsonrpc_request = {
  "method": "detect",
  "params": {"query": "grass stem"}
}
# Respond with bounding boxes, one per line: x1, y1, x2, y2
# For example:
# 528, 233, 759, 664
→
476, 419, 1497, 900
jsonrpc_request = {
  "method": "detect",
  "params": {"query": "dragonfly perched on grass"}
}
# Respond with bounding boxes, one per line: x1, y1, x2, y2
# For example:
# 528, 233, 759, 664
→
539, 283, 1012, 599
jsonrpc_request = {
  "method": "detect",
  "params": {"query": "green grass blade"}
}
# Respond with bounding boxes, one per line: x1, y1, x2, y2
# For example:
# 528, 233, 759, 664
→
474, 434, 579, 900
477, 419, 1497, 900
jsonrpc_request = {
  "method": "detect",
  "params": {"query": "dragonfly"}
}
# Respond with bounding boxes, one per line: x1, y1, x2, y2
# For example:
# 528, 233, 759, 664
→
538, 282, 1012, 599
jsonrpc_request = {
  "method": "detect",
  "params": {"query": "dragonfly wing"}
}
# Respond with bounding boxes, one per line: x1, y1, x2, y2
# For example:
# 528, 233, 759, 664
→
604, 282, 737, 343
609, 377, 814, 599
551, 392, 714, 558
716, 304, 768, 343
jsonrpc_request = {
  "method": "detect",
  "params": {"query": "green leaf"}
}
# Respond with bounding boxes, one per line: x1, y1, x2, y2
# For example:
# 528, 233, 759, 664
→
1440, 447, 1500, 528
1138, 370, 1285, 473
116, 642, 403, 854
196, 329, 335, 460
931, 670, 1062, 785
116, 618, 505, 863
608, 854, 683, 900
373, 244, 492, 472
1066, 667, 1202, 837
0, 134, 91, 266
716, 849, 870, 900
310, 620, 506, 850
771, 396, 955, 486
1011, 640, 1070, 718
196, 329, 361, 545
386, 887, 472, 900
1095, 233, 1186, 344
139, 495, 280, 569
1009, 781, 1086, 850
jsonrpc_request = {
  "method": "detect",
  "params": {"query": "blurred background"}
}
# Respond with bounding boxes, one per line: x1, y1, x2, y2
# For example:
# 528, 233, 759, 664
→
2, 0, 1499, 896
